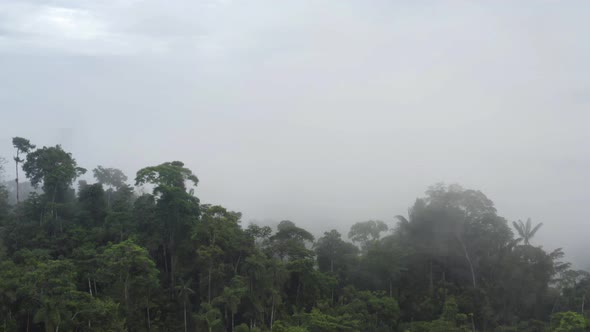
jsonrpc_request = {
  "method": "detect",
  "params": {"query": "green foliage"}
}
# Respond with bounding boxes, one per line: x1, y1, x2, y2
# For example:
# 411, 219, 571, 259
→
195, 303, 223, 332
348, 219, 388, 250
135, 160, 198, 193
551, 311, 586, 332
97, 239, 159, 330
23, 145, 86, 199
93, 166, 128, 189
235, 323, 251, 332
1, 137, 587, 332
12, 137, 35, 157
314, 229, 358, 278
272, 320, 309, 332
402, 297, 470, 332
270, 220, 315, 261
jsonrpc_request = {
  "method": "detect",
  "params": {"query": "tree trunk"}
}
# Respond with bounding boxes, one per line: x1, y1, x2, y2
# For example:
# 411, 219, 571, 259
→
234, 255, 241, 275
208, 267, 212, 304
331, 287, 334, 305
88, 278, 93, 296
163, 245, 169, 275
183, 299, 187, 332
52, 186, 57, 220
270, 297, 275, 332
147, 306, 151, 331
389, 279, 393, 297
15, 157, 19, 204
124, 273, 130, 312
429, 260, 434, 295
296, 277, 301, 306
224, 306, 228, 326
457, 236, 476, 288
170, 245, 176, 290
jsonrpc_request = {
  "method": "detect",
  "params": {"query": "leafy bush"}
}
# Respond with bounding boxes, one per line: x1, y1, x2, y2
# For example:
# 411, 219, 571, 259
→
551, 311, 586, 332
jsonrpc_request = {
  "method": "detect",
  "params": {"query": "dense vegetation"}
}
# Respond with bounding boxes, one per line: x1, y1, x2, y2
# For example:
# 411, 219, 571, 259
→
0, 137, 588, 332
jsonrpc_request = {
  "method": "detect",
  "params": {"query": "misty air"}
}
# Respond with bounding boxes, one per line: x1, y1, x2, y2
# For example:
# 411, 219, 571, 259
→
1, 1, 589, 331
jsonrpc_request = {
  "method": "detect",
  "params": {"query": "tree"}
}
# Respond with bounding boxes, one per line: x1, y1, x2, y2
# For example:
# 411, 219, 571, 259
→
135, 161, 200, 289
104, 184, 135, 242
0, 259, 20, 330
315, 230, 358, 275
214, 276, 247, 332
93, 166, 128, 207
176, 278, 195, 332
348, 220, 388, 251
12, 137, 35, 204
364, 234, 410, 297
97, 239, 159, 330
93, 166, 128, 190
194, 205, 247, 307
551, 311, 586, 332
300, 307, 359, 331
314, 230, 358, 303
78, 183, 107, 227
19, 258, 91, 332
22, 145, 85, 207
0, 156, 6, 183
512, 218, 543, 246
195, 303, 223, 332
270, 220, 314, 261
0, 159, 9, 221
135, 161, 198, 194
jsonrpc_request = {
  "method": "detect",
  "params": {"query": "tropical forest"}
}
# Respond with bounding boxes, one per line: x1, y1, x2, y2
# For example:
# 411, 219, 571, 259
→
0, 137, 588, 332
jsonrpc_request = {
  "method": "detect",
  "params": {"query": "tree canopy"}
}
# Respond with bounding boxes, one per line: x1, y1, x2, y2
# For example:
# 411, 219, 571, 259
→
0, 137, 585, 332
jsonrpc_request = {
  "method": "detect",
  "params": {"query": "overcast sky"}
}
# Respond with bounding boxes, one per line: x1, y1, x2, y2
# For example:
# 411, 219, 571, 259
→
1, 1, 589, 264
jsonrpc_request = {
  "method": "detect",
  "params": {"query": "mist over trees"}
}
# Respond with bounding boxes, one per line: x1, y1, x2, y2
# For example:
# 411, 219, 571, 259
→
0, 138, 588, 332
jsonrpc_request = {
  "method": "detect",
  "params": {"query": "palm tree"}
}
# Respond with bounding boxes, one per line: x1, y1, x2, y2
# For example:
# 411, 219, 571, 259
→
176, 278, 195, 332
512, 218, 543, 245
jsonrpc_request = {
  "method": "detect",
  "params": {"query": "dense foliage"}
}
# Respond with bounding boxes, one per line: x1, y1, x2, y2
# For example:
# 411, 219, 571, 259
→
0, 137, 588, 332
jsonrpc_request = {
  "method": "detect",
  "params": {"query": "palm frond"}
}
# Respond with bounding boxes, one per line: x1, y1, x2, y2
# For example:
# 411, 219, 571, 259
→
512, 221, 525, 238
529, 222, 543, 239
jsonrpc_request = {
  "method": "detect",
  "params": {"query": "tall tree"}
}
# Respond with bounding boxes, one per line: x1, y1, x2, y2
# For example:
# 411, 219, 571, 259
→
12, 137, 35, 204
22, 145, 85, 206
269, 220, 314, 261
512, 218, 543, 246
135, 161, 200, 289
0, 158, 9, 221
348, 220, 388, 251
92, 166, 128, 190
315, 230, 358, 275
97, 239, 159, 330
93, 166, 128, 207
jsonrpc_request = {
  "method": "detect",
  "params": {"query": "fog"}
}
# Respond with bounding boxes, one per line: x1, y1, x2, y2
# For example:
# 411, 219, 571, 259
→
1, 1, 589, 265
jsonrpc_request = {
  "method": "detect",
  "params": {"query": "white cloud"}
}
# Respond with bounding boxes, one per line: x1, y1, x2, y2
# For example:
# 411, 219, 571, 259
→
0, 1, 170, 55
19, 6, 105, 40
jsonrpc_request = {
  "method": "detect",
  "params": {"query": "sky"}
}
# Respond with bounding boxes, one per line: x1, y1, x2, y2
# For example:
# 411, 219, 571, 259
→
1, 1, 589, 264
